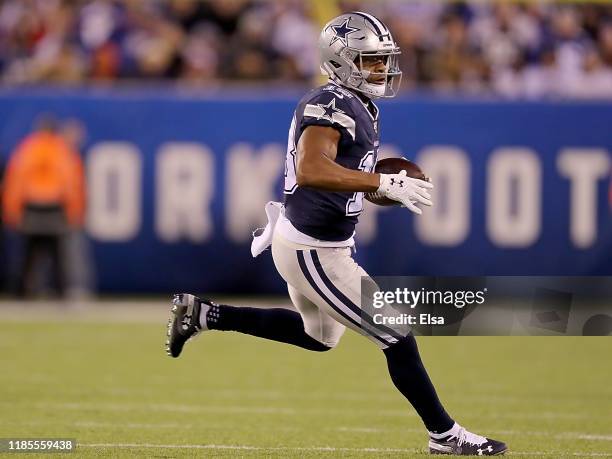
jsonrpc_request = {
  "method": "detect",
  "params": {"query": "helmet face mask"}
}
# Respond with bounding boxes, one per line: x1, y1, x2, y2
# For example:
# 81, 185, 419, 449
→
319, 12, 402, 99
354, 50, 402, 98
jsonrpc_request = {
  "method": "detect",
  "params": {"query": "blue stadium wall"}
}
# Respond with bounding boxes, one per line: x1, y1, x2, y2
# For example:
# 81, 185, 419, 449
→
1, 88, 612, 293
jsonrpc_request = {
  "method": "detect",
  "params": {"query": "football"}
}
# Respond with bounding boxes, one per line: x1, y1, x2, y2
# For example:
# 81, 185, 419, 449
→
365, 157, 429, 206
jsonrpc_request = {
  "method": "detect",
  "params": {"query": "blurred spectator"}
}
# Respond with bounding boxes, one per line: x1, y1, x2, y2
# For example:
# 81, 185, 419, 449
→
222, 6, 279, 81
0, 0, 611, 98
598, 21, 612, 66
1, 115, 86, 298
567, 47, 612, 98
421, 11, 479, 91
270, 2, 318, 81
179, 23, 220, 83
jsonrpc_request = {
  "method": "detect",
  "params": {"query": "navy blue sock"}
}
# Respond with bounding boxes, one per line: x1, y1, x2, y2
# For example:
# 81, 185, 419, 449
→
206, 304, 331, 352
383, 335, 454, 433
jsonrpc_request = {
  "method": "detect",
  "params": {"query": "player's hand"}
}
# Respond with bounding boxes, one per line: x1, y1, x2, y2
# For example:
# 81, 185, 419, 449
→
377, 170, 433, 215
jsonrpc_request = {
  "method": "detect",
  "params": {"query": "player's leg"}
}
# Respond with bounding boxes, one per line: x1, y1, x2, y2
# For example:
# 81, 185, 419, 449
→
204, 288, 341, 351
287, 283, 345, 348
274, 238, 454, 431
272, 233, 506, 456
165, 292, 333, 358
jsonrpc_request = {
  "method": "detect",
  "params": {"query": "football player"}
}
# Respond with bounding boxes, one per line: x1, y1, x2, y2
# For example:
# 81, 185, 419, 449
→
166, 12, 507, 456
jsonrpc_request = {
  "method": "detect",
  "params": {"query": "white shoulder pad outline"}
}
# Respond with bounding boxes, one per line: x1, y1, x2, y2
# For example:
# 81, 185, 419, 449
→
303, 97, 356, 141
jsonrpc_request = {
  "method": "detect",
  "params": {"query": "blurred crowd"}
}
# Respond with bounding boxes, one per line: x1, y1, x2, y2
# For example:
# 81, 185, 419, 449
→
0, 0, 318, 85
0, 0, 611, 98
375, 1, 612, 98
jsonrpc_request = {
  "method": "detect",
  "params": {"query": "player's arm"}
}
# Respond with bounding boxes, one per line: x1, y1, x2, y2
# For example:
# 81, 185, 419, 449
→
295, 125, 433, 214
296, 125, 379, 192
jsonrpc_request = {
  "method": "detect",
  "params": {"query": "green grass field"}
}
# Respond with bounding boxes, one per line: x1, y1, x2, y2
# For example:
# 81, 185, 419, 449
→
0, 301, 611, 458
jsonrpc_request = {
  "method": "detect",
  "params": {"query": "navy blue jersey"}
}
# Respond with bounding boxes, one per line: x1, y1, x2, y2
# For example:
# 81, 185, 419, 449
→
283, 83, 380, 241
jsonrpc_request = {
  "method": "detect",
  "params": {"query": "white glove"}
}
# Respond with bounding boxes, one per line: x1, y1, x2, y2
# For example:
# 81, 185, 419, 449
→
377, 170, 434, 215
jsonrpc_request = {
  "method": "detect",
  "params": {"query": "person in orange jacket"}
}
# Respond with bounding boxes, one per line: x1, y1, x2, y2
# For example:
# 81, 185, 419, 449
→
2, 115, 86, 297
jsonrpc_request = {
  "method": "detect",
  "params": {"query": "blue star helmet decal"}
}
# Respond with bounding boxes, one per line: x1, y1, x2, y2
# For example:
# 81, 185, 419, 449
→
329, 18, 359, 47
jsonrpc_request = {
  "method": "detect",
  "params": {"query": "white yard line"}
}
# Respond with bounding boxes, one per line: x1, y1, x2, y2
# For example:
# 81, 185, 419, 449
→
78, 443, 612, 457
79, 443, 422, 453
578, 435, 612, 441
7, 418, 611, 444
74, 421, 299, 433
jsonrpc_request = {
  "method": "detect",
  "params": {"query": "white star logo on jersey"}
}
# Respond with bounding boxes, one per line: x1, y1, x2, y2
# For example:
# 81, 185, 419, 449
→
313, 98, 344, 123
303, 97, 356, 140
329, 18, 359, 47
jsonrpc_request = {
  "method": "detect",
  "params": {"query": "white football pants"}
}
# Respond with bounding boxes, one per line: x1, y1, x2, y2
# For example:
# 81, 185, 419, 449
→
271, 229, 401, 349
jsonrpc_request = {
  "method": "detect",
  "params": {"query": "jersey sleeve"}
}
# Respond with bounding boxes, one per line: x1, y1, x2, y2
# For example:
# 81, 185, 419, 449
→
298, 91, 357, 143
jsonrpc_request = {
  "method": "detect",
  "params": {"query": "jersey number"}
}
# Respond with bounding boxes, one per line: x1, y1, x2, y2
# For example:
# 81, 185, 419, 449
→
346, 150, 375, 216
285, 115, 375, 217
284, 113, 298, 194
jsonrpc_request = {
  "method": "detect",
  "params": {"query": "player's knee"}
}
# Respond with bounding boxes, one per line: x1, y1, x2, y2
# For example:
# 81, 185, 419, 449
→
307, 333, 341, 351
321, 335, 342, 350
304, 322, 344, 350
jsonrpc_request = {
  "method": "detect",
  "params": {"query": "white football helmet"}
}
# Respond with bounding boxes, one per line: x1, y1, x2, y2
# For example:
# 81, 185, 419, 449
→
319, 12, 402, 98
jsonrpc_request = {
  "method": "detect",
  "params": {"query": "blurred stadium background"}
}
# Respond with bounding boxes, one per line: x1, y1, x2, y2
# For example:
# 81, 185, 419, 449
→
0, 1, 611, 457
